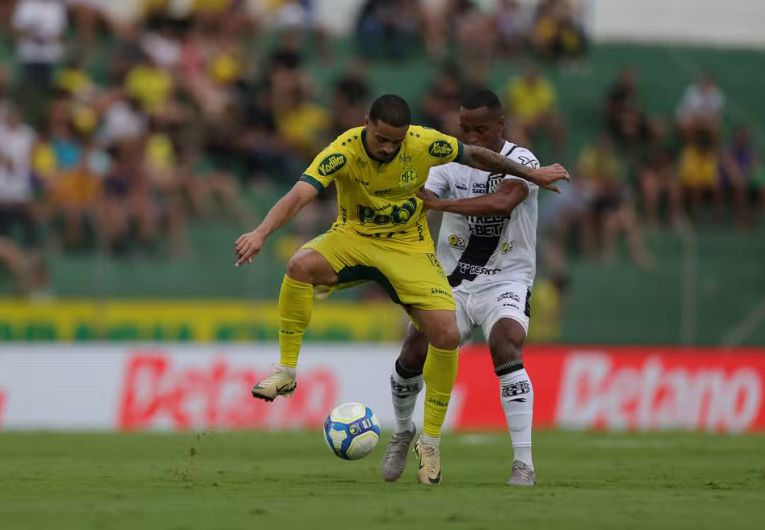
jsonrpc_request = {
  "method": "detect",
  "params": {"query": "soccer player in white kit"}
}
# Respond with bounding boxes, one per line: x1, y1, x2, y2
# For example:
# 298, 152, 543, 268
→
382, 89, 541, 486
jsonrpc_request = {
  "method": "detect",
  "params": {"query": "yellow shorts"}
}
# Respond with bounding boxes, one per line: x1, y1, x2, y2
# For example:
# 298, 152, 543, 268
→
303, 228, 455, 312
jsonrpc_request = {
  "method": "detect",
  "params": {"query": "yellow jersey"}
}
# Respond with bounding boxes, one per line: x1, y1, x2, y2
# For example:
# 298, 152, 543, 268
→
125, 66, 173, 114
679, 145, 719, 188
507, 77, 556, 121
301, 125, 463, 247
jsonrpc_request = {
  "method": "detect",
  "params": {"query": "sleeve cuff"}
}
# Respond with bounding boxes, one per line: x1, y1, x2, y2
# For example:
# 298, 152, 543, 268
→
454, 141, 464, 163
299, 174, 325, 192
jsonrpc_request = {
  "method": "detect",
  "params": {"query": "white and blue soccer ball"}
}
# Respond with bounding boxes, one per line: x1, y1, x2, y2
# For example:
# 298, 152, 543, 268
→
322, 402, 381, 460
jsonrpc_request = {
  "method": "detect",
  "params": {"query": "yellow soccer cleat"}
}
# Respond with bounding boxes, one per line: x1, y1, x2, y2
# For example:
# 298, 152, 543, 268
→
414, 437, 441, 485
251, 366, 297, 402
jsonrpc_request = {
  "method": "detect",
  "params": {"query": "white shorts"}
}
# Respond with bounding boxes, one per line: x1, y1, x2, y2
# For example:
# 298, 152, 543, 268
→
453, 280, 531, 341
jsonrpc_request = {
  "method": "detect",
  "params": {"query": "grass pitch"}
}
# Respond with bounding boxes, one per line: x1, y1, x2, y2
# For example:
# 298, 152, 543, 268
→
0, 430, 763, 530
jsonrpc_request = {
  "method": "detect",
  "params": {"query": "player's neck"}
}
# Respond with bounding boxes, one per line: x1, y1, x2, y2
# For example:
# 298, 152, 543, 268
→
361, 129, 399, 164
488, 137, 506, 154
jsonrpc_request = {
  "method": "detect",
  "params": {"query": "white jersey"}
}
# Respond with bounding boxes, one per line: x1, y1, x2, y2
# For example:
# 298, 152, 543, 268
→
425, 140, 539, 291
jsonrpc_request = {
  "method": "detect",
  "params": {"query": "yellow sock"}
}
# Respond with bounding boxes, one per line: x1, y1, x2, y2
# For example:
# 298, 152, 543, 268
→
278, 275, 314, 369
422, 344, 459, 437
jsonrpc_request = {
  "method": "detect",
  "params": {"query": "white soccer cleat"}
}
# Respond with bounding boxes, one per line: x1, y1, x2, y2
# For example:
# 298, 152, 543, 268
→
251, 366, 297, 402
507, 460, 536, 486
414, 437, 441, 485
381, 424, 416, 481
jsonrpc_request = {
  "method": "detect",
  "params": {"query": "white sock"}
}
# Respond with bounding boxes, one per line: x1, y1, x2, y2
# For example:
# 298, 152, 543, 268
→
498, 367, 534, 468
390, 363, 423, 434
420, 434, 440, 447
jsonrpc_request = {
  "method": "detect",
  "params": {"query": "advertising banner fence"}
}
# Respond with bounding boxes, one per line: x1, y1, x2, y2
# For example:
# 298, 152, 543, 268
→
1, 345, 763, 433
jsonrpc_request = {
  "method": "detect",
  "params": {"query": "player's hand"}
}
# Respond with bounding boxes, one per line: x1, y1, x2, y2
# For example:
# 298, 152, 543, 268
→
532, 164, 570, 193
416, 189, 444, 211
235, 230, 266, 267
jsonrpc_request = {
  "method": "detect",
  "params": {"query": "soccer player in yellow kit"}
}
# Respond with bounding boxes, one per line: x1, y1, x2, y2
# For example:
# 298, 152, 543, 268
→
235, 95, 568, 485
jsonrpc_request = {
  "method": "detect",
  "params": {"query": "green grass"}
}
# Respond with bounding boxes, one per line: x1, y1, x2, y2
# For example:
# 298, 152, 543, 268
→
1, 431, 764, 529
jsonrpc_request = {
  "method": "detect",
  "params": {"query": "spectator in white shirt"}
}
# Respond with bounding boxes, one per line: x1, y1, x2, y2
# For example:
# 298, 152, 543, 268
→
676, 72, 725, 138
0, 109, 49, 297
12, 0, 68, 88
0, 110, 37, 206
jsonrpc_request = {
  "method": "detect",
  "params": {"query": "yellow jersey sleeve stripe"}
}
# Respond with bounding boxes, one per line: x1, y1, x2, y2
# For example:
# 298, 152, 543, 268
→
299, 174, 325, 191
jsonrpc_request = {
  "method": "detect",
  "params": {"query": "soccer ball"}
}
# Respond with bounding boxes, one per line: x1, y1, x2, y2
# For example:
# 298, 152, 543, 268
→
322, 402, 381, 460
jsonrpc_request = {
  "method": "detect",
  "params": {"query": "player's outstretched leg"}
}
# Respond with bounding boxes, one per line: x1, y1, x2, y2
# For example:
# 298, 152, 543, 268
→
382, 348, 425, 481
253, 250, 337, 401
251, 274, 308, 400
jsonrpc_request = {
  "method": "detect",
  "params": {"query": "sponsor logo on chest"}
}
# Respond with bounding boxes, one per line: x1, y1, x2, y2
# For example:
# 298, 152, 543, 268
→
357, 198, 418, 226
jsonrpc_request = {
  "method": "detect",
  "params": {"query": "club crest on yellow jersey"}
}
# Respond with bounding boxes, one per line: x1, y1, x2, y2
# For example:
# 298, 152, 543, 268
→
399, 169, 417, 185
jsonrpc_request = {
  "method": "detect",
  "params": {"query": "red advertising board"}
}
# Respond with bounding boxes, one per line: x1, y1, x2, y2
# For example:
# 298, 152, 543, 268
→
455, 345, 765, 432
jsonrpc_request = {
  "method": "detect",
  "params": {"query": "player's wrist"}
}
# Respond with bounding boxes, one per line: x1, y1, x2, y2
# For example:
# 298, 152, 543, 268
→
252, 227, 269, 240
430, 198, 448, 211
525, 168, 542, 186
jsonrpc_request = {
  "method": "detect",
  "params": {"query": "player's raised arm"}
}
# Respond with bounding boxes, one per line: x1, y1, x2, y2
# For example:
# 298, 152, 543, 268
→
419, 179, 529, 216
459, 144, 570, 193
234, 181, 318, 267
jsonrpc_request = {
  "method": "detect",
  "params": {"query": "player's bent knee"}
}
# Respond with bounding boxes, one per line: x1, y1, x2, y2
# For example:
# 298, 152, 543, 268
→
445, 329, 461, 350
286, 255, 313, 283
430, 326, 460, 351
287, 249, 335, 284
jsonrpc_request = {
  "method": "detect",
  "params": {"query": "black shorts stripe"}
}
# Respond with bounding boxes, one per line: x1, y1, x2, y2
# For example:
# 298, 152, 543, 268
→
337, 265, 403, 305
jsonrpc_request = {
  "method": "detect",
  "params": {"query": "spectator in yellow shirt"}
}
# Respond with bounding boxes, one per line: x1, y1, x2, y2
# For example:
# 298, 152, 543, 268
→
275, 85, 331, 160
506, 67, 565, 153
55, 59, 92, 96
678, 129, 723, 219
124, 57, 173, 116
47, 148, 103, 250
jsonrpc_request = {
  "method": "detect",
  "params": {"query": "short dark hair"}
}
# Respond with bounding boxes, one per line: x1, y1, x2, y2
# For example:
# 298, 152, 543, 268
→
368, 94, 411, 127
461, 89, 502, 113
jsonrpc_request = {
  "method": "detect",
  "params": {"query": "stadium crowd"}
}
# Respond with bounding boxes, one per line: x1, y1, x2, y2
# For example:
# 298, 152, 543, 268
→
0, 0, 762, 298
